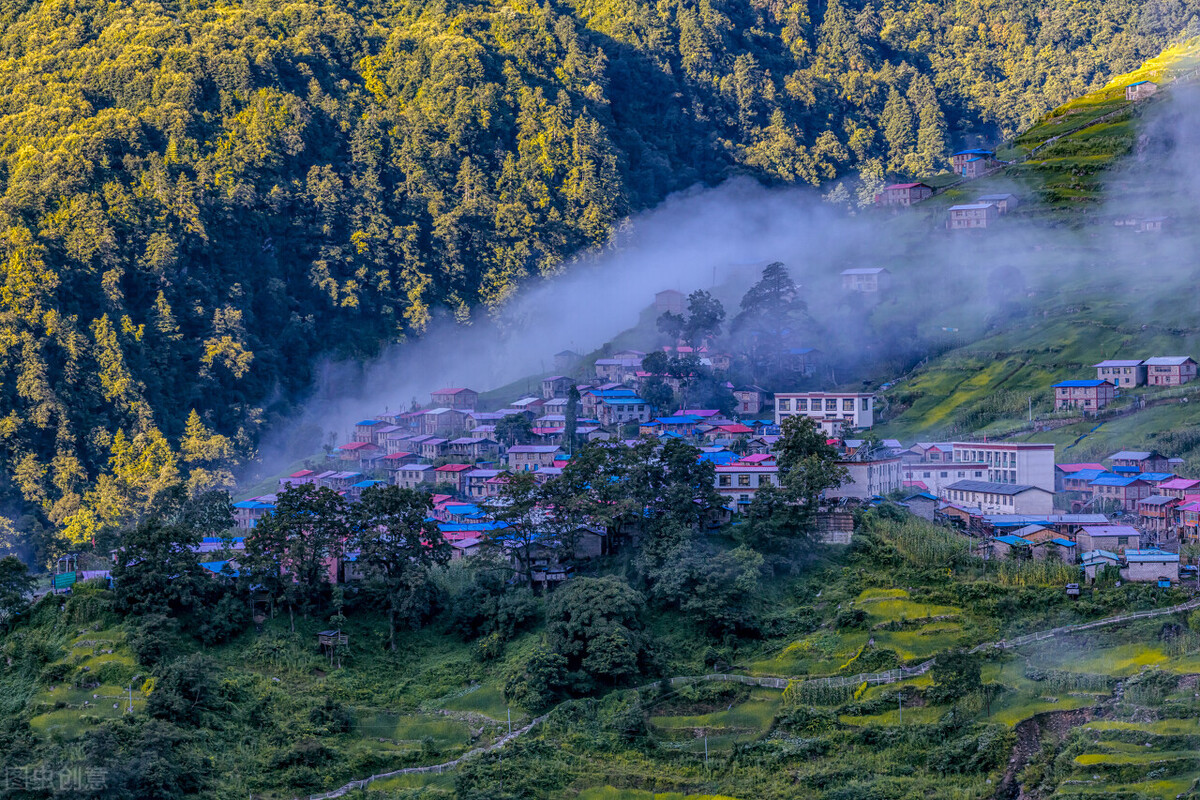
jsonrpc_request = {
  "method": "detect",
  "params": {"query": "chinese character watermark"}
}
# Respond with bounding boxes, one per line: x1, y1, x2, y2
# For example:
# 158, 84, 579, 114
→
5, 765, 108, 791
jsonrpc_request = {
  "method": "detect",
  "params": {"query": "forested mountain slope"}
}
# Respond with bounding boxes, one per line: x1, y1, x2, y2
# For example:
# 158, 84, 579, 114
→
1, 0, 1197, 541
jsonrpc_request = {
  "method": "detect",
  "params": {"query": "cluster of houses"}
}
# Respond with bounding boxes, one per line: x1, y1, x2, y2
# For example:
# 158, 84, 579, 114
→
1052, 356, 1197, 412
900, 442, 1200, 585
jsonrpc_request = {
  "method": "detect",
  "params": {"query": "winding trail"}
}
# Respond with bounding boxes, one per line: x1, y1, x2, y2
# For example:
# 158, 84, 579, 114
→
297, 595, 1200, 799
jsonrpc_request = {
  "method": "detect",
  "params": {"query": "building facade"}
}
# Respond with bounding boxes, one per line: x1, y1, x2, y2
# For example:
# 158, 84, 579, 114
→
775, 392, 874, 430
951, 442, 1056, 492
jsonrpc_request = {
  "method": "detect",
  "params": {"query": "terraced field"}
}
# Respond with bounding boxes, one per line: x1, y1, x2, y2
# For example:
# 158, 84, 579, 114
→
647, 688, 783, 755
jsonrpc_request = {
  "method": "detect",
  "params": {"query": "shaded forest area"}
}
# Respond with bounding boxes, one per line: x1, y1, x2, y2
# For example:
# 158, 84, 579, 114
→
0, 0, 1197, 546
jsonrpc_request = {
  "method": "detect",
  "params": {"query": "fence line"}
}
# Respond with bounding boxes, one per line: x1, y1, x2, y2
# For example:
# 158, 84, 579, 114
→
297, 598, 1200, 798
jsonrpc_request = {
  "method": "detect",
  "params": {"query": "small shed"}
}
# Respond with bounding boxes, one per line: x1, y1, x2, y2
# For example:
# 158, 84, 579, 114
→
1125, 80, 1158, 101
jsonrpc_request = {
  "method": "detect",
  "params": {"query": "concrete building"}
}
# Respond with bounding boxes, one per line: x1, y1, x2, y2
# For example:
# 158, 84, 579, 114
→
951, 442, 1055, 492
942, 480, 1054, 515
975, 193, 1019, 214
952, 149, 996, 176
775, 392, 874, 431
655, 289, 686, 315
1076, 524, 1141, 555
827, 457, 903, 500
714, 464, 780, 512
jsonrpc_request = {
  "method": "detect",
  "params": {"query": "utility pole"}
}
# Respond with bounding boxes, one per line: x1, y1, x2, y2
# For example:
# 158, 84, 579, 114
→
704, 734, 709, 766
507, 707, 511, 735
898, 691, 902, 724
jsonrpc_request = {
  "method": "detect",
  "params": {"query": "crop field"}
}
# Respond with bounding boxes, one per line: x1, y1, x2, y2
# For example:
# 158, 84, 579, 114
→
648, 688, 783, 754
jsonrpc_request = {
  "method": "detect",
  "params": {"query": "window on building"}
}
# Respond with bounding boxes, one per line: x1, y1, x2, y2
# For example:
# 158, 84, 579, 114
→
825, 399, 837, 411
843, 399, 854, 411
796, 399, 807, 411
940, 472, 948, 478
719, 475, 731, 487
738, 474, 751, 487
861, 398, 869, 411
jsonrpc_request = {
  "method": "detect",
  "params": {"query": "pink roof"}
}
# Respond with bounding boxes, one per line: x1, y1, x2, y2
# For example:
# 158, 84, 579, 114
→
1057, 462, 1106, 473
382, 451, 415, 460
738, 454, 775, 463
431, 494, 453, 505
433, 387, 474, 394
436, 464, 473, 472
680, 409, 721, 417
1159, 478, 1200, 490
885, 182, 928, 189
903, 480, 930, 491
289, 469, 315, 478
716, 423, 753, 434
338, 442, 377, 451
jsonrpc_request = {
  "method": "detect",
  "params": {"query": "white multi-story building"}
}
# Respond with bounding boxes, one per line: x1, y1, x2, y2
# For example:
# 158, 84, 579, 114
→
775, 392, 874, 432
943, 480, 1054, 515
827, 457, 903, 500
902, 461, 988, 495
714, 464, 780, 512
951, 442, 1055, 493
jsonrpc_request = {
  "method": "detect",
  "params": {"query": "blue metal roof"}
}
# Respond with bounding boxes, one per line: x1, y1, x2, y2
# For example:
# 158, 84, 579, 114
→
200, 561, 240, 577
654, 416, 699, 424
1069, 469, 1108, 481
953, 148, 994, 156
1050, 538, 1076, 548
1136, 473, 1175, 482
1090, 474, 1142, 487
993, 535, 1032, 546
1053, 380, 1109, 387
356, 419, 381, 426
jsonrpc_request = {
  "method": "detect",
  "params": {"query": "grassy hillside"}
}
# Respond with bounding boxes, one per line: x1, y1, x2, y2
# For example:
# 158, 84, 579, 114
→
5, 511, 1200, 799
873, 39, 1200, 458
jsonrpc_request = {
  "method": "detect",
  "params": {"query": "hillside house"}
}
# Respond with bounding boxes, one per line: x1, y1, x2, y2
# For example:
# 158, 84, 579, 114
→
1053, 379, 1115, 412
352, 419, 383, 443
655, 289, 686, 315
952, 149, 996, 176
1157, 478, 1200, 499
449, 437, 499, 461
422, 408, 467, 436
942, 480, 1054, 515
903, 492, 939, 521
1138, 216, 1168, 233
554, 350, 582, 372
582, 388, 638, 418
775, 392, 874, 431
1060, 468, 1108, 498
336, 441, 380, 463
595, 357, 643, 383
506, 445, 562, 470
596, 397, 651, 426
827, 456, 903, 500
952, 442, 1056, 492
418, 438, 449, 460
280, 469, 316, 489
1089, 474, 1152, 511
465, 411, 508, 432
430, 388, 478, 410
1138, 495, 1180, 533
463, 469, 505, 499
989, 535, 1032, 559
505, 397, 546, 417
733, 386, 767, 415
434, 464, 474, 494
976, 193, 1019, 214
541, 376, 574, 399
1075, 524, 1141, 555
876, 182, 933, 207
908, 442, 956, 462
1125, 80, 1158, 101
1175, 500, 1200, 541
1143, 356, 1197, 386
1108, 450, 1171, 473
233, 498, 275, 529
1055, 463, 1107, 491
841, 268, 890, 293
714, 464, 780, 512
785, 347, 822, 376
1082, 549, 1121, 581
948, 203, 999, 229
1093, 360, 1146, 388
394, 464, 436, 490
1122, 549, 1179, 583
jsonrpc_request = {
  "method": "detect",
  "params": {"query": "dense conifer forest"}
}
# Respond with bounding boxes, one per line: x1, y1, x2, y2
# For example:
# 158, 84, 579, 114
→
1, 0, 1198, 540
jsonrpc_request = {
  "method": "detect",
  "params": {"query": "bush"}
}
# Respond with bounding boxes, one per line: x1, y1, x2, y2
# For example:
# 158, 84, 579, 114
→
129, 614, 181, 668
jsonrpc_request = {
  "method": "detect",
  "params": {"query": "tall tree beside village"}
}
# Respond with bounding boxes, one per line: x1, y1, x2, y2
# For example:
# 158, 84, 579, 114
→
243, 485, 349, 629
484, 471, 547, 588
352, 485, 450, 650
731, 262, 809, 381
564, 385, 580, 455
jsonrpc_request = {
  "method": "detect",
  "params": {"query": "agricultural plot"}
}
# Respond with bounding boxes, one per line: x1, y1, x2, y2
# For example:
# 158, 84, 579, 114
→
1050, 720, 1200, 799
352, 710, 475, 752
647, 688, 782, 754
573, 790, 743, 800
